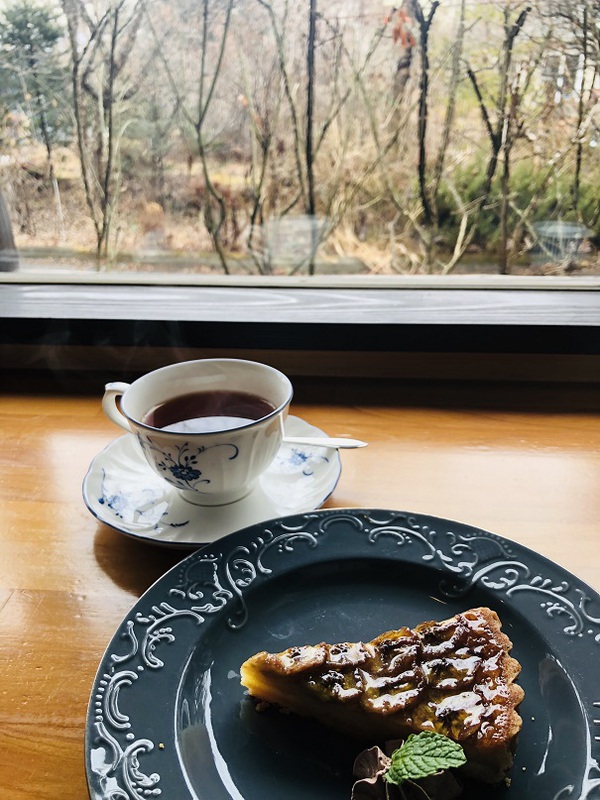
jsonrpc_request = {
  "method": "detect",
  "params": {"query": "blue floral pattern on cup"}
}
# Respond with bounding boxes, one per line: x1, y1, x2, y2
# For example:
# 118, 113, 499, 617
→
137, 435, 239, 492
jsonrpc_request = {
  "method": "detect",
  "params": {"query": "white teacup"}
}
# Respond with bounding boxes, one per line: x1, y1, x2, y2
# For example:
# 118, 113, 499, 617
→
102, 359, 294, 506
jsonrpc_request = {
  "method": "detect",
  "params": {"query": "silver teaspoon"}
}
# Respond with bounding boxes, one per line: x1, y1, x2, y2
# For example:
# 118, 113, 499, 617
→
282, 436, 367, 449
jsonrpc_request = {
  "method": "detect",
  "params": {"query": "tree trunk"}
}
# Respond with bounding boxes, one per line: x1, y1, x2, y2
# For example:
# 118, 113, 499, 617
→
393, 50, 413, 107
0, 190, 19, 272
406, 0, 440, 272
306, 0, 317, 274
499, 151, 510, 274
572, 6, 588, 216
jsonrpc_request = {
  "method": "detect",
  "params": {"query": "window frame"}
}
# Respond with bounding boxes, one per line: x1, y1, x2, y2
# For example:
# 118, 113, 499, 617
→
1, 272, 599, 383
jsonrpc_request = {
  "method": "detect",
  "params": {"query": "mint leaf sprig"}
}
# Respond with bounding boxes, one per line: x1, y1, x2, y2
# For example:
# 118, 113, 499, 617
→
385, 731, 466, 798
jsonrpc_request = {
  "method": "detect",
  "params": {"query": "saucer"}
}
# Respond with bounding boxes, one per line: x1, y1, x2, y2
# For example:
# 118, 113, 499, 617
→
82, 416, 342, 548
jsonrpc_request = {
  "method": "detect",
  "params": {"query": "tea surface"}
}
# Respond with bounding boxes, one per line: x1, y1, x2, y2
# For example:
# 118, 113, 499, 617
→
143, 389, 276, 433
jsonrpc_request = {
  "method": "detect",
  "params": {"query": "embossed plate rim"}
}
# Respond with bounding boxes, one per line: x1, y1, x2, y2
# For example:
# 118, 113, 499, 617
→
84, 508, 600, 800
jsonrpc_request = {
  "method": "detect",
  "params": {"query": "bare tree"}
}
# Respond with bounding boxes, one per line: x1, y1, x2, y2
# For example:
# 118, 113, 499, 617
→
390, 3, 416, 113
255, 0, 308, 217
406, 0, 440, 235
543, 0, 600, 225
465, 3, 531, 273
0, 188, 19, 271
0, 2, 67, 241
382, 1, 471, 273
235, 51, 283, 273
241, 0, 392, 274
62, 0, 148, 263
305, 0, 318, 273
145, 0, 235, 273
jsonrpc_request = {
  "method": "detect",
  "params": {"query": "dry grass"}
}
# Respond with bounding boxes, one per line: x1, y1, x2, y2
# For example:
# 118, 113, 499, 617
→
2, 143, 599, 277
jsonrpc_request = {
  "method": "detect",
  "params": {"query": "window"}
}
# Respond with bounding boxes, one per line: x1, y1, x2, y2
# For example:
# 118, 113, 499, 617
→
0, 1, 598, 384
0, 0, 598, 281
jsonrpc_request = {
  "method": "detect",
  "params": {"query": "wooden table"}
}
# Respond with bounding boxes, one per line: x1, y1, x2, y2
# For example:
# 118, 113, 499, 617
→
1, 374, 599, 799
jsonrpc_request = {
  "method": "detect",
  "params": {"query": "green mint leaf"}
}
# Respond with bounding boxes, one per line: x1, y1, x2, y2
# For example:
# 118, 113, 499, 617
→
385, 732, 467, 785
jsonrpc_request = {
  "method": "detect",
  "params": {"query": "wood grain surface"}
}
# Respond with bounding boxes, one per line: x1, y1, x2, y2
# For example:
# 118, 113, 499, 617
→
0, 374, 599, 798
2, 282, 598, 325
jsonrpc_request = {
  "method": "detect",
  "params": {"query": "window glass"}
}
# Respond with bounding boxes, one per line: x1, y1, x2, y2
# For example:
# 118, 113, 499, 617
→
0, 0, 598, 280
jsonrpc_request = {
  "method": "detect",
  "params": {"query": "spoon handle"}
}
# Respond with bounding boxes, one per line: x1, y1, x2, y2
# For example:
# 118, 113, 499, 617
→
282, 436, 367, 449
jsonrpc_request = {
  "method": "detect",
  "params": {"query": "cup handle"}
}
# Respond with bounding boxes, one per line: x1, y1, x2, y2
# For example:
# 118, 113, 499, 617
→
102, 382, 132, 432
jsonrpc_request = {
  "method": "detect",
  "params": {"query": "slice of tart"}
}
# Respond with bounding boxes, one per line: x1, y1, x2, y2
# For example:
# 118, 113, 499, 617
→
240, 606, 524, 784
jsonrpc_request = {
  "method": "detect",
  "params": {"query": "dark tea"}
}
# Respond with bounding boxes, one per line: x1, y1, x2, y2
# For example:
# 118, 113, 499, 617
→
142, 389, 276, 433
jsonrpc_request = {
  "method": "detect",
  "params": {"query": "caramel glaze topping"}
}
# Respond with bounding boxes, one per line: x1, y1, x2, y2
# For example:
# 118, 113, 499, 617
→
271, 609, 522, 747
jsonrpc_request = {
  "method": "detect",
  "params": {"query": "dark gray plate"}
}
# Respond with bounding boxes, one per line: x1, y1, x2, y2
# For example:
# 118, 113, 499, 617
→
85, 509, 600, 800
